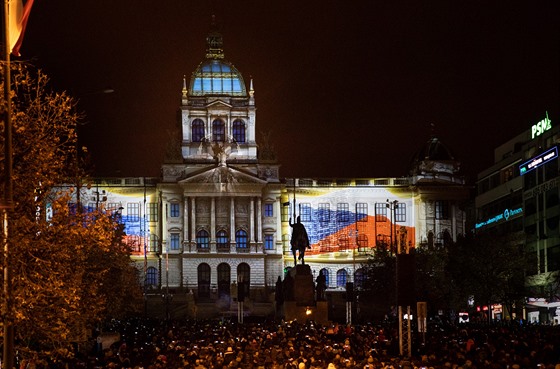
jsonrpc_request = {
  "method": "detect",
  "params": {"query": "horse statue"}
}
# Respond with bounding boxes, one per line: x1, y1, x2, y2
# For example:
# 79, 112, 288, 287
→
289, 216, 311, 265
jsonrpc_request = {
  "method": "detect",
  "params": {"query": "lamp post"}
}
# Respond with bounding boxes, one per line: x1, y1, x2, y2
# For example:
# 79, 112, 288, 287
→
386, 200, 398, 255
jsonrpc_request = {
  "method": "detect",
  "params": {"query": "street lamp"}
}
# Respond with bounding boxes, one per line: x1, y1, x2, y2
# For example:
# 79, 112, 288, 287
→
386, 200, 399, 255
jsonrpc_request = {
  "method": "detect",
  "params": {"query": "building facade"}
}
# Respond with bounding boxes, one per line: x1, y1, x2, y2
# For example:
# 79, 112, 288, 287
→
64, 25, 470, 319
476, 113, 560, 323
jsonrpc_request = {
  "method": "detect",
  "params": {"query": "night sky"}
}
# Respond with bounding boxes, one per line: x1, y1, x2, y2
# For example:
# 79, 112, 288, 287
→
21, 1, 560, 183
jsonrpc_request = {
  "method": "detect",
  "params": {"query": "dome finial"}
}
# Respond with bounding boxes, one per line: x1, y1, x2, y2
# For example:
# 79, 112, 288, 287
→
206, 15, 224, 59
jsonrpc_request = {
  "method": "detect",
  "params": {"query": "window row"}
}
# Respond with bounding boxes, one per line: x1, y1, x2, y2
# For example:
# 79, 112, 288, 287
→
281, 202, 408, 223
191, 118, 246, 143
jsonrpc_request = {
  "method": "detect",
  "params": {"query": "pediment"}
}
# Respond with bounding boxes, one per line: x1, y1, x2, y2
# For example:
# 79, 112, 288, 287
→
206, 99, 232, 109
178, 165, 267, 186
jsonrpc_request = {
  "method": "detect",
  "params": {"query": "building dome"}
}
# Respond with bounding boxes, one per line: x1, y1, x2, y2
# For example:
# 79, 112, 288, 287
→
410, 136, 460, 176
188, 17, 246, 97
190, 59, 246, 96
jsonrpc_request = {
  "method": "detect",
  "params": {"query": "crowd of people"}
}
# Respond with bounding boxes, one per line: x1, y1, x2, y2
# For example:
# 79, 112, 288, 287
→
16, 318, 560, 369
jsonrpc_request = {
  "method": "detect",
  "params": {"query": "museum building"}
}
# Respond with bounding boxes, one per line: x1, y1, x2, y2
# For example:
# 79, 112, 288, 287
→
65, 26, 470, 319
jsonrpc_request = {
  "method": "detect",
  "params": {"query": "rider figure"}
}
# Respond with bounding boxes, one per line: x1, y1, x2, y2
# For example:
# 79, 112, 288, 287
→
289, 216, 311, 264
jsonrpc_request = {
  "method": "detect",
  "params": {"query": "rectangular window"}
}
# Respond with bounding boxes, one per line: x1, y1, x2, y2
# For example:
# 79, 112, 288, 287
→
300, 203, 311, 222
264, 203, 273, 217
281, 203, 290, 222
170, 233, 180, 251
435, 201, 449, 220
375, 203, 387, 222
149, 234, 158, 253
127, 203, 140, 222
147, 203, 158, 222
395, 203, 406, 222
319, 203, 330, 223
337, 203, 349, 223
170, 203, 180, 218
264, 234, 274, 250
356, 203, 368, 222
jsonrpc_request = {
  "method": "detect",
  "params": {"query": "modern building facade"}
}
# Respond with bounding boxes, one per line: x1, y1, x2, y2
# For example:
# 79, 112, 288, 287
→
476, 113, 560, 323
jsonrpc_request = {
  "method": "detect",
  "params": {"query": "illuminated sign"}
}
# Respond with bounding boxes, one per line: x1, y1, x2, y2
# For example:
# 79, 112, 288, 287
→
475, 207, 523, 229
519, 146, 558, 175
531, 113, 552, 139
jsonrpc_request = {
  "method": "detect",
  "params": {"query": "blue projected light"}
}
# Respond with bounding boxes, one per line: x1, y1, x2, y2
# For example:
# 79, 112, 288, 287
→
519, 146, 558, 175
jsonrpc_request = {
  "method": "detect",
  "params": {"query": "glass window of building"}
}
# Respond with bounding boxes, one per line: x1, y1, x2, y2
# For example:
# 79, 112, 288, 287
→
435, 201, 449, 220
264, 234, 274, 250
147, 202, 158, 222
395, 203, 406, 222
337, 203, 349, 223
236, 229, 248, 249
170, 203, 180, 218
264, 203, 273, 217
170, 233, 180, 250
146, 266, 158, 287
212, 119, 225, 142
196, 230, 210, 250
319, 203, 330, 223
356, 203, 368, 222
301, 203, 311, 222
336, 269, 347, 288
232, 119, 246, 143
127, 203, 139, 222
375, 203, 387, 222
216, 230, 229, 250
192, 119, 205, 142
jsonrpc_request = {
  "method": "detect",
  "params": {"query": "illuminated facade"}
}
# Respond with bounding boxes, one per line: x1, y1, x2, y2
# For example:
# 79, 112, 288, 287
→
476, 113, 560, 323
67, 25, 470, 318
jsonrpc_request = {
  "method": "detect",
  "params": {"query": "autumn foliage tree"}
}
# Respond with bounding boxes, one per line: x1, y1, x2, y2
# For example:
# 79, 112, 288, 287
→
1, 63, 142, 358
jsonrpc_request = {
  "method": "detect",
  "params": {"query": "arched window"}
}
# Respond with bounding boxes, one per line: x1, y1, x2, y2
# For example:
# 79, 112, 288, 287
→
216, 230, 229, 251
319, 268, 330, 287
355, 267, 366, 289
217, 263, 231, 298
192, 119, 205, 142
196, 230, 209, 250
198, 263, 211, 298
238, 263, 251, 300
146, 266, 158, 287
232, 119, 246, 143
236, 229, 248, 249
336, 269, 347, 288
212, 119, 225, 142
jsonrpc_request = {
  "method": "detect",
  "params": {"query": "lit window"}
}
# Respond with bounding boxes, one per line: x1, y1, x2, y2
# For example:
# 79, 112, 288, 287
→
375, 203, 387, 222
264, 203, 273, 217
127, 203, 139, 222
196, 230, 209, 250
395, 203, 406, 222
232, 119, 246, 143
236, 229, 248, 249
216, 230, 229, 250
192, 119, 205, 142
146, 267, 158, 287
301, 203, 311, 222
264, 234, 274, 250
337, 203, 349, 223
356, 203, 368, 222
170, 233, 180, 250
147, 203, 158, 222
319, 203, 330, 223
170, 203, 180, 218
336, 269, 347, 288
212, 119, 225, 142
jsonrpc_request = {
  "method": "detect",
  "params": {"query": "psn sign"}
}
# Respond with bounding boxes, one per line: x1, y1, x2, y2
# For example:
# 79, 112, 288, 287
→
531, 113, 552, 139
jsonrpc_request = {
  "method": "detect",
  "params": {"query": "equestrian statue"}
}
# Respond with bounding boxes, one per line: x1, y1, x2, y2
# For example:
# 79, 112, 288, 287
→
289, 216, 311, 265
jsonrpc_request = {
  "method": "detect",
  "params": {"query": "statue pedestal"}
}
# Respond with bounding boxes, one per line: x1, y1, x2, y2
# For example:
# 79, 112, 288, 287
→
283, 265, 328, 324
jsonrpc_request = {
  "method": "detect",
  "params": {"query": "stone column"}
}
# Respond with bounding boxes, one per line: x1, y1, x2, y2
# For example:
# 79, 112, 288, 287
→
249, 197, 255, 245
190, 197, 196, 250
211, 197, 216, 252
230, 197, 236, 252
183, 197, 189, 253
